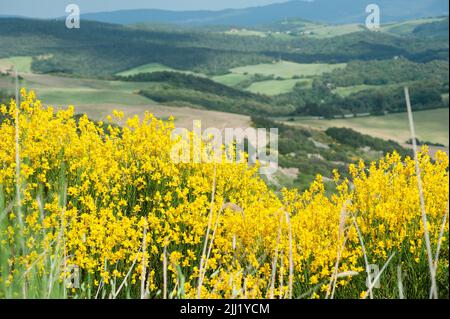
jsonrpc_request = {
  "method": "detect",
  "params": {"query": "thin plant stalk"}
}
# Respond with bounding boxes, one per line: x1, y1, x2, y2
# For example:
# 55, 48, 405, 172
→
269, 209, 283, 299
429, 202, 449, 298
362, 253, 396, 299
197, 165, 216, 299
404, 87, 437, 299
140, 220, 148, 299
352, 215, 374, 299
163, 245, 167, 299
285, 210, 294, 299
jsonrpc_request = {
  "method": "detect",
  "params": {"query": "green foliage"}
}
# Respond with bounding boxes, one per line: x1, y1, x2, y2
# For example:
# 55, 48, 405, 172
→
413, 17, 449, 38
0, 17, 448, 119
230, 61, 346, 79
238, 73, 276, 88
325, 127, 411, 156
1, 18, 448, 79
118, 71, 262, 101
265, 31, 449, 64
288, 79, 446, 117
123, 72, 295, 116
339, 82, 445, 114
321, 58, 449, 87
0, 90, 12, 124
0, 18, 271, 77
250, 116, 407, 191
406, 138, 446, 148
0, 90, 10, 102
139, 86, 277, 115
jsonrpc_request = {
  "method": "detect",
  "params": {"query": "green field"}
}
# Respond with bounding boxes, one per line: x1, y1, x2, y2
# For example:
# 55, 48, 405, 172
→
223, 29, 267, 37
442, 93, 449, 106
0, 72, 252, 131
332, 82, 442, 98
288, 108, 449, 147
37, 88, 152, 106
116, 63, 175, 76
230, 61, 346, 79
381, 17, 446, 35
0, 56, 33, 73
116, 63, 205, 77
15, 73, 155, 106
303, 23, 364, 38
211, 73, 253, 87
332, 84, 384, 97
246, 78, 312, 96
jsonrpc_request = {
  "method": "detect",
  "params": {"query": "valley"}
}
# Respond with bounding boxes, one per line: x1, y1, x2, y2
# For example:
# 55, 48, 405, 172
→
283, 108, 449, 147
0, 12, 448, 191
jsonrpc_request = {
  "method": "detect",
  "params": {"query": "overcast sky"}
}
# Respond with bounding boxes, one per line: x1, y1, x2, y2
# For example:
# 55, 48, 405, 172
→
0, 0, 292, 18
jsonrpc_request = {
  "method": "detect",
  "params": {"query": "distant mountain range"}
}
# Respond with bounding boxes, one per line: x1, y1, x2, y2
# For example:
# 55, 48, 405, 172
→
81, 0, 449, 26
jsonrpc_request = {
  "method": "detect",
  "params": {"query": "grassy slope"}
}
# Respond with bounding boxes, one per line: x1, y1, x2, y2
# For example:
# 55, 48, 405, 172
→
0, 56, 33, 73
289, 108, 449, 147
263, 17, 445, 39
211, 73, 253, 87
116, 63, 206, 77
116, 63, 175, 76
37, 89, 152, 106
116, 60, 343, 96
230, 61, 346, 79
246, 78, 312, 96
0, 71, 253, 133
332, 84, 382, 97
380, 17, 447, 35
331, 81, 436, 98
331, 82, 412, 97
223, 29, 267, 37
18, 73, 154, 106
303, 23, 364, 38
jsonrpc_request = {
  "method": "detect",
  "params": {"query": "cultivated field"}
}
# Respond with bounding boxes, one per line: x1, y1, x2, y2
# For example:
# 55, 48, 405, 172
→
332, 84, 385, 97
288, 108, 450, 147
0, 56, 32, 73
223, 29, 267, 37
246, 78, 312, 95
73, 103, 251, 131
230, 61, 346, 79
211, 73, 253, 87
0, 71, 251, 131
302, 23, 364, 38
380, 17, 447, 35
14, 73, 153, 106
116, 63, 176, 76
116, 63, 205, 77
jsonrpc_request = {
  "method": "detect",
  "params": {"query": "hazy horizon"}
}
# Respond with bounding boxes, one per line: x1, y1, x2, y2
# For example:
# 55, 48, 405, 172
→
0, 0, 294, 18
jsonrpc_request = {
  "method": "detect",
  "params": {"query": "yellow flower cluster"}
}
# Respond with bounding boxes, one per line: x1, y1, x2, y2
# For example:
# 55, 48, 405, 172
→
0, 90, 448, 298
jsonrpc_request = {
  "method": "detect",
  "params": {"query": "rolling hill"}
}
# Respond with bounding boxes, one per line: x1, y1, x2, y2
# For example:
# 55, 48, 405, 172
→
80, 0, 449, 26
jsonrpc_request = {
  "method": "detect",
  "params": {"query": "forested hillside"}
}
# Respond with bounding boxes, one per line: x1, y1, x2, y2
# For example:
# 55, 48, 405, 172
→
80, 0, 449, 26
1, 18, 448, 77
0, 14, 448, 189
